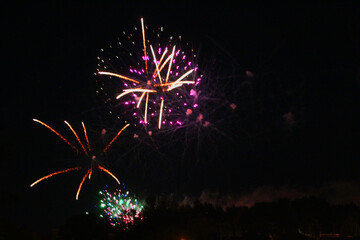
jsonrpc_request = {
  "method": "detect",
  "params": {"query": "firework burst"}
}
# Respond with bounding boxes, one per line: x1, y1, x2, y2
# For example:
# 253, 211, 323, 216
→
96, 18, 202, 135
98, 185, 144, 228
30, 119, 129, 200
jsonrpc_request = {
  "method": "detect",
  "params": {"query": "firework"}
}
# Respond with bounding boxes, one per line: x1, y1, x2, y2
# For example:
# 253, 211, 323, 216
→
98, 185, 144, 228
30, 119, 129, 200
95, 18, 236, 167
96, 18, 202, 134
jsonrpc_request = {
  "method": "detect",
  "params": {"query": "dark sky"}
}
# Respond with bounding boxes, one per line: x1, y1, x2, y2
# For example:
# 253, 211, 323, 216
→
2, 1, 360, 231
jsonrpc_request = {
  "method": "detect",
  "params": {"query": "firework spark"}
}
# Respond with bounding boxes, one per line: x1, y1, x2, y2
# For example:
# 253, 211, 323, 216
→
31, 119, 129, 200
98, 185, 144, 228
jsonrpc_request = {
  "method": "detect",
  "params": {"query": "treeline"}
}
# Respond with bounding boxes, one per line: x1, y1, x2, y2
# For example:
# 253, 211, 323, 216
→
126, 196, 360, 240
2, 197, 360, 239
58, 197, 360, 240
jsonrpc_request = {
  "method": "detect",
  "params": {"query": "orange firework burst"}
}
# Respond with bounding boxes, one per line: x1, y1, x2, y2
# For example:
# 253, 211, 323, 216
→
31, 119, 129, 200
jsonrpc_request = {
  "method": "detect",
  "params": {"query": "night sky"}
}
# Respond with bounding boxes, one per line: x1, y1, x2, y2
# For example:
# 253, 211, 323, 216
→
2, 1, 360, 231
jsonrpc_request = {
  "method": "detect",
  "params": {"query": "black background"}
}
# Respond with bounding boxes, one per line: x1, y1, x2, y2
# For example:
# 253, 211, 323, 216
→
2, 1, 360, 231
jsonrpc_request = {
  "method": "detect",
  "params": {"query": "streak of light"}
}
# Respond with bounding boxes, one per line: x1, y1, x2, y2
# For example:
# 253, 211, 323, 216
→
88, 166, 93, 180
82, 122, 91, 152
150, 45, 162, 83
64, 121, 89, 156
144, 93, 149, 123
154, 80, 194, 87
167, 81, 195, 91
137, 92, 146, 108
152, 55, 173, 80
33, 119, 79, 154
141, 18, 148, 74
158, 98, 164, 129
171, 69, 195, 86
98, 165, 120, 184
98, 71, 140, 84
166, 46, 176, 83
158, 48, 168, 67
30, 167, 82, 187
76, 168, 91, 200
116, 89, 156, 99
103, 124, 130, 153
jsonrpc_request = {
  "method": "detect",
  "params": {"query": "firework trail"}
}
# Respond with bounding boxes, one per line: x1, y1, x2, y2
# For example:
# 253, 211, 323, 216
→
31, 118, 129, 200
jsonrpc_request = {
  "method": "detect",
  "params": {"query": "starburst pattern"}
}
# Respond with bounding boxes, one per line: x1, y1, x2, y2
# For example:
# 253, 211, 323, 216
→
96, 18, 202, 133
31, 119, 129, 200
